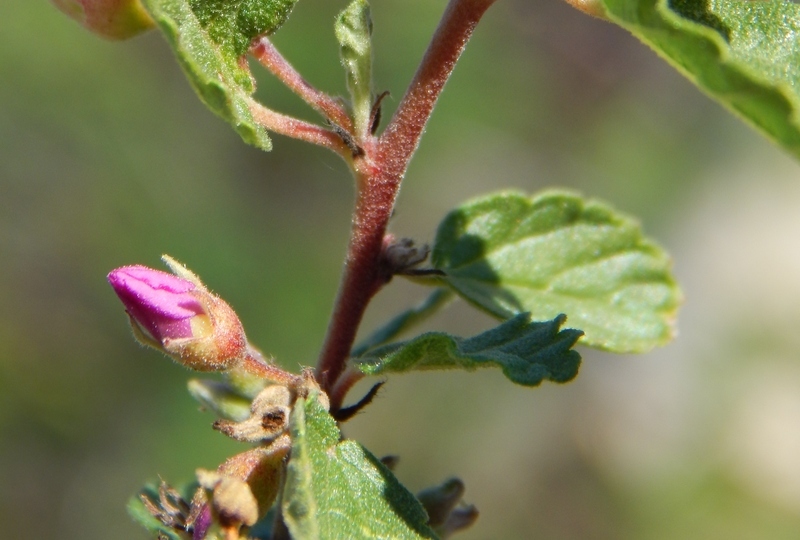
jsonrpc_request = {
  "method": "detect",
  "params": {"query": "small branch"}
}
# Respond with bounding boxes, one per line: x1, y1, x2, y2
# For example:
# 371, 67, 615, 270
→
250, 37, 354, 133
248, 100, 351, 157
314, 0, 497, 399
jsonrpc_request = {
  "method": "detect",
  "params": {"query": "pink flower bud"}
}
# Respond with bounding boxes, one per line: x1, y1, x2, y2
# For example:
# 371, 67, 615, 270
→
51, 0, 154, 40
107, 258, 247, 371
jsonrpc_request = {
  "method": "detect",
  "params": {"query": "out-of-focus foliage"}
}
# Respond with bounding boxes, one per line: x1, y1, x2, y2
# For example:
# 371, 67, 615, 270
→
4, 0, 800, 539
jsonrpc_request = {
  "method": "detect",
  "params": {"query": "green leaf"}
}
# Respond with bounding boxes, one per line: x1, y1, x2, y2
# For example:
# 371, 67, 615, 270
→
335, 0, 373, 135
432, 191, 681, 353
187, 378, 252, 421
141, 0, 299, 150
351, 288, 454, 357
354, 313, 583, 386
188, 0, 297, 58
283, 394, 437, 540
599, 0, 800, 158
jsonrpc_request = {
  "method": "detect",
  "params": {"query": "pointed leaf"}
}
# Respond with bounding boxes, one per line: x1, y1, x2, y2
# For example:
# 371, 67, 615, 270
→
354, 313, 582, 386
432, 191, 681, 353
335, 0, 374, 135
598, 0, 800, 158
141, 0, 299, 150
283, 394, 437, 540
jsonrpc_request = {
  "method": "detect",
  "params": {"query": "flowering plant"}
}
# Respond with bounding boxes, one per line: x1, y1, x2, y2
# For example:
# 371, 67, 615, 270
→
49, 0, 800, 537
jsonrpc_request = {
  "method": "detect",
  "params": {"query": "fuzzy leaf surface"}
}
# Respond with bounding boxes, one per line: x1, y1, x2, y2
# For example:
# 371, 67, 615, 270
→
432, 191, 681, 353
354, 313, 583, 386
283, 394, 437, 540
600, 0, 800, 158
142, 0, 298, 150
335, 0, 373, 134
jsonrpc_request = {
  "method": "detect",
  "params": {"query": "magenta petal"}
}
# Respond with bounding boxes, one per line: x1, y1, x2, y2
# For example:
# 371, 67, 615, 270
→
108, 265, 205, 341
192, 504, 212, 540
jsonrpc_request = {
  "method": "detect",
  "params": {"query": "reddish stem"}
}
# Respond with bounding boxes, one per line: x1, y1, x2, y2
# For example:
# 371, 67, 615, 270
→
248, 99, 351, 157
377, 0, 497, 179
250, 38, 354, 133
315, 0, 497, 396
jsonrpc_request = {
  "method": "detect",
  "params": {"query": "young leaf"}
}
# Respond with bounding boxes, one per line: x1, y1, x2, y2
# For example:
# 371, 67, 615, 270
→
599, 0, 800, 158
282, 394, 437, 540
141, 0, 299, 150
431, 191, 681, 353
353, 313, 583, 386
335, 0, 374, 136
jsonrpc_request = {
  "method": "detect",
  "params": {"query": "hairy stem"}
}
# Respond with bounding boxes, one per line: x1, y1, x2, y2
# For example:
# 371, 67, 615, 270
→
250, 37, 354, 133
315, 0, 497, 398
240, 346, 304, 387
377, 0, 497, 172
248, 99, 351, 157
314, 168, 389, 391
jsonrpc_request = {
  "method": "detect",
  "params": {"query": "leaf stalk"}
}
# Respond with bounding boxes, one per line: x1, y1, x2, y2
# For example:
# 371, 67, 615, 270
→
247, 100, 351, 157
250, 37, 355, 133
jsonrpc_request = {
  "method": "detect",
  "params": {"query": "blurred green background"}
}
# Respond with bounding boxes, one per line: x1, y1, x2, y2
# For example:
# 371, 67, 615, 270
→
4, 0, 800, 538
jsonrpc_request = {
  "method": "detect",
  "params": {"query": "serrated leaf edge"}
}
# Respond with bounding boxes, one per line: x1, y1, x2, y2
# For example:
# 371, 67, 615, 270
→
602, 0, 800, 156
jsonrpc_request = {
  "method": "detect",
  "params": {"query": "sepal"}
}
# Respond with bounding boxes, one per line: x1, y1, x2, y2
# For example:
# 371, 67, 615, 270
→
107, 257, 248, 372
52, 0, 154, 39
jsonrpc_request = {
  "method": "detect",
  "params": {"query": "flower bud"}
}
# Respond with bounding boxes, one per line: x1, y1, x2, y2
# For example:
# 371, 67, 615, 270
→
52, 0, 155, 40
107, 257, 247, 371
